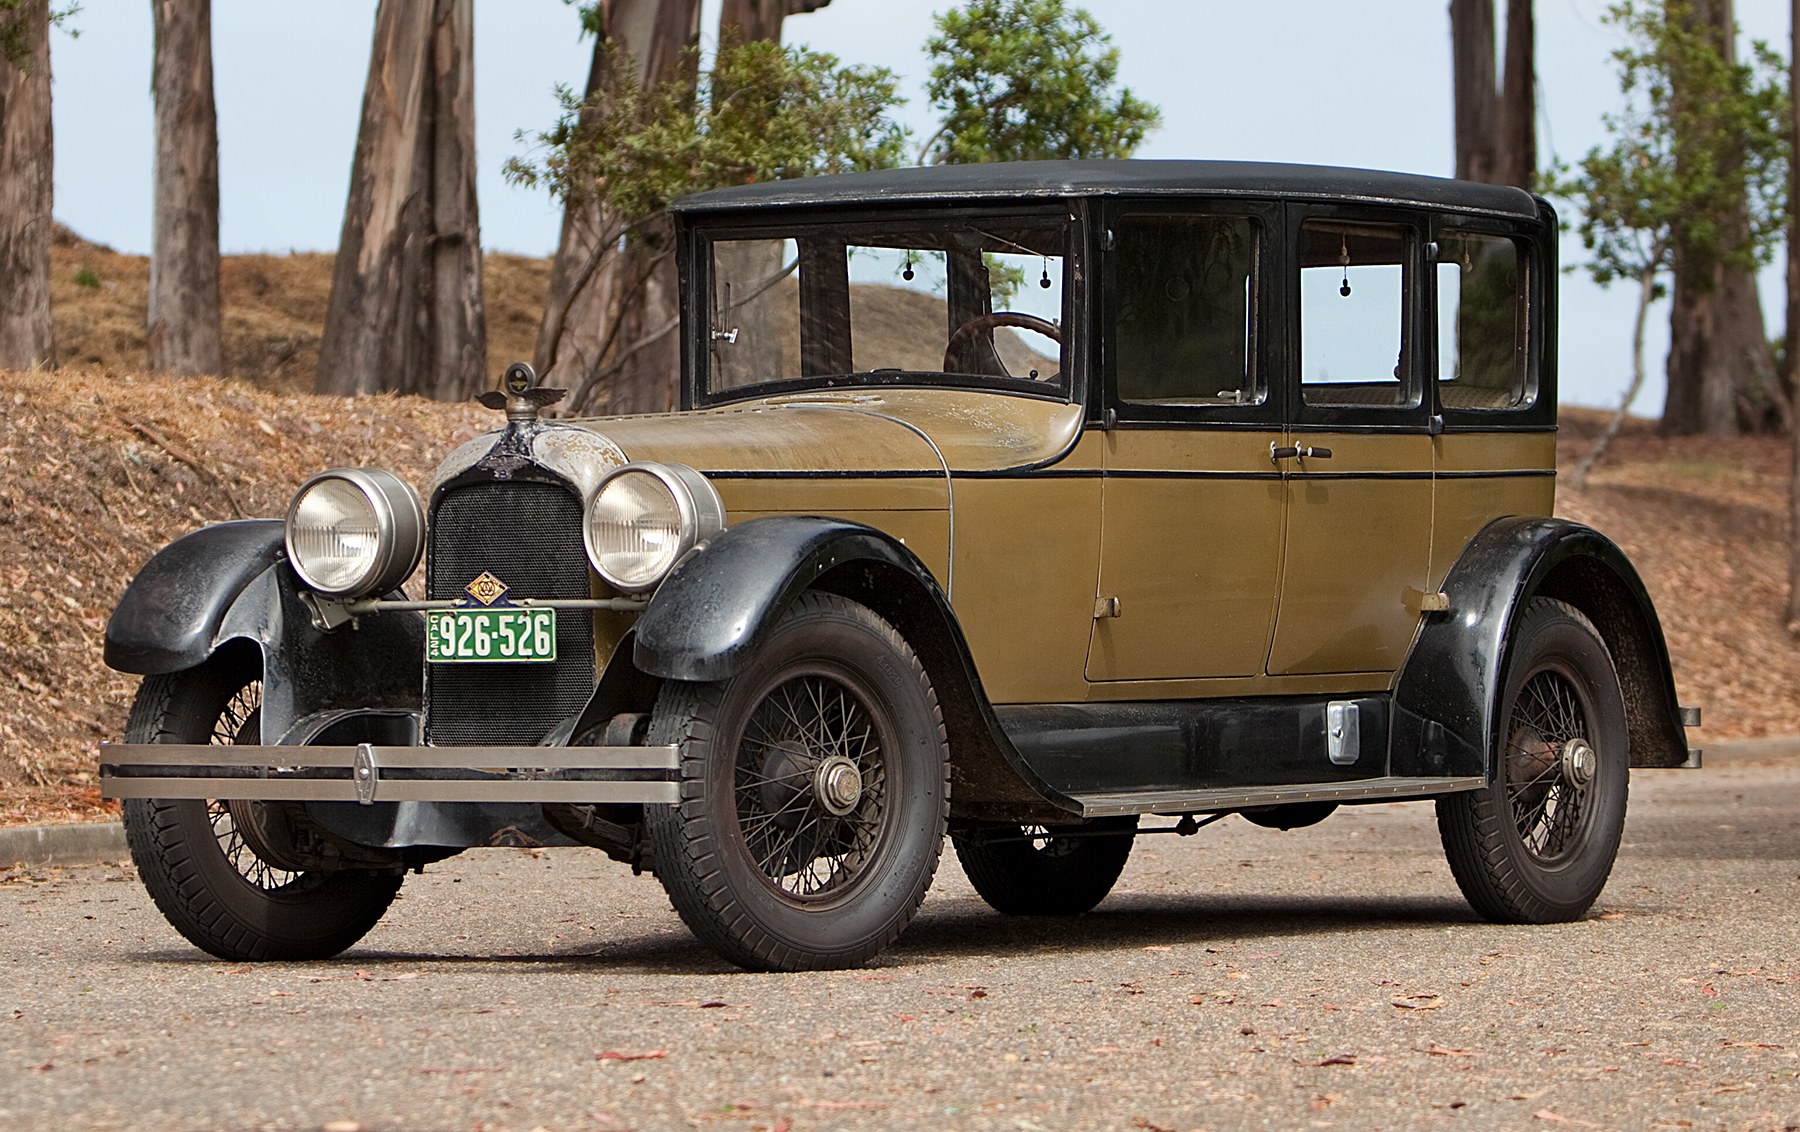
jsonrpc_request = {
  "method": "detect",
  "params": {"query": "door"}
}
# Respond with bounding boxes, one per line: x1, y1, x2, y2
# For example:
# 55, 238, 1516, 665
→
1086, 206, 1286, 682
1266, 211, 1435, 678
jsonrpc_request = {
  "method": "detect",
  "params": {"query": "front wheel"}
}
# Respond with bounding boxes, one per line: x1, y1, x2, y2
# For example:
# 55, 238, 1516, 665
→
1436, 598, 1629, 923
645, 593, 950, 971
953, 818, 1137, 915
121, 663, 403, 961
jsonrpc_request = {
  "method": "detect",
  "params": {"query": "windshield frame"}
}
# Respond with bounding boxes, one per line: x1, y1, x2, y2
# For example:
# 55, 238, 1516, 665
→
682, 203, 1087, 410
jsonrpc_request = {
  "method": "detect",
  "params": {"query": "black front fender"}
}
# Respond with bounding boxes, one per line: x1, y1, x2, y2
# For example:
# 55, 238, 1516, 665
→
1392, 515, 1689, 777
105, 520, 288, 675
104, 519, 424, 746
634, 516, 930, 683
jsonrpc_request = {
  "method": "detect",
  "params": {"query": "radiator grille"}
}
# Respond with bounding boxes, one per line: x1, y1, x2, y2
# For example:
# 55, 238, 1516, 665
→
425, 479, 596, 746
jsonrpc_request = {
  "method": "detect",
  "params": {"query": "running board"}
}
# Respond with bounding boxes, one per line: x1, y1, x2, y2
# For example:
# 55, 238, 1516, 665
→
99, 742, 680, 806
1069, 776, 1487, 819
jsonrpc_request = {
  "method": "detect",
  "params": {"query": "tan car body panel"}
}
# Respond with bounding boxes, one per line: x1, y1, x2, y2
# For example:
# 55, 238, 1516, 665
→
1087, 428, 1286, 682
555, 387, 1555, 709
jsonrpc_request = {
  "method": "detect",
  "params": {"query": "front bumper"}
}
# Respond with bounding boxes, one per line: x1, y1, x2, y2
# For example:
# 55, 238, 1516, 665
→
99, 743, 680, 806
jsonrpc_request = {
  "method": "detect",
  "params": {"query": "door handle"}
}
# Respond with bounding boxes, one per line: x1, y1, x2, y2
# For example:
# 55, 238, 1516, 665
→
1270, 443, 1334, 462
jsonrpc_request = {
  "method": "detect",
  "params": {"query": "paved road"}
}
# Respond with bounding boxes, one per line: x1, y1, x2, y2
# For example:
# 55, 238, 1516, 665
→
3, 762, 1798, 1132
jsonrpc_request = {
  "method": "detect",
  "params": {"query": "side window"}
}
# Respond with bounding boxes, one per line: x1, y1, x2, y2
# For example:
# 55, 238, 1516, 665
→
1298, 221, 1412, 409
1114, 215, 1258, 405
1437, 231, 1529, 410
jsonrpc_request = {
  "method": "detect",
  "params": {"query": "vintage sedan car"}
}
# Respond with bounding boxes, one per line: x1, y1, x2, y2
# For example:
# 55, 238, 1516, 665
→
101, 161, 1698, 972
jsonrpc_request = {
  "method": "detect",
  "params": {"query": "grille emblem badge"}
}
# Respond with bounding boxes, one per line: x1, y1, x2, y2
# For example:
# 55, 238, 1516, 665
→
464, 571, 509, 606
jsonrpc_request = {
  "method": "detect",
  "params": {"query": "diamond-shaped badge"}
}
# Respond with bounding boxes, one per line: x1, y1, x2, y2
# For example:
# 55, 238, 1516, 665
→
464, 571, 509, 606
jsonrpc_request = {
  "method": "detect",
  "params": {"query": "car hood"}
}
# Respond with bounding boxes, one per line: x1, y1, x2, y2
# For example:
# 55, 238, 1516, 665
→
432, 389, 1085, 498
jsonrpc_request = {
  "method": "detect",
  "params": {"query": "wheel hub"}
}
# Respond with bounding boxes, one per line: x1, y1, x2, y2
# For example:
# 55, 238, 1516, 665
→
814, 755, 863, 816
1560, 738, 1597, 786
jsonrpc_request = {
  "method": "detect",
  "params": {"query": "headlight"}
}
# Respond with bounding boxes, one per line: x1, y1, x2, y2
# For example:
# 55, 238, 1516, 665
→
284, 468, 425, 598
584, 463, 725, 593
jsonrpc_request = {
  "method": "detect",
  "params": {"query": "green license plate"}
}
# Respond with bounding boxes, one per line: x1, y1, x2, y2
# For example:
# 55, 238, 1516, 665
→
426, 608, 557, 664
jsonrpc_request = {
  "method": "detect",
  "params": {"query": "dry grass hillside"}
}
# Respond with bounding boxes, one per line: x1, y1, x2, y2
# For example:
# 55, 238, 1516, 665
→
2, 241, 1795, 824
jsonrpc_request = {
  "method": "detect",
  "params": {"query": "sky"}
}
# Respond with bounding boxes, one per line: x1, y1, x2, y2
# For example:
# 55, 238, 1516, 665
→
47, 0, 1794, 411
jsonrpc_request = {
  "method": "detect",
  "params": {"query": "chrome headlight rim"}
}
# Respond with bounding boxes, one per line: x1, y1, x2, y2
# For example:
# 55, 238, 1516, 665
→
583, 462, 725, 594
283, 467, 426, 598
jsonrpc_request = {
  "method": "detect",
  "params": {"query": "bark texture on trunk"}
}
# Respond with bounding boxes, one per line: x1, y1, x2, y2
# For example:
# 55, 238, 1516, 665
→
718, 0, 831, 43
1496, 0, 1536, 188
1787, 0, 1800, 632
1450, 0, 1497, 183
1451, 0, 1534, 188
0, 1, 54, 371
317, 0, 484, 400
1661, 0, 1774, 436
148, 0, 223, 376
535, 0, 699, 413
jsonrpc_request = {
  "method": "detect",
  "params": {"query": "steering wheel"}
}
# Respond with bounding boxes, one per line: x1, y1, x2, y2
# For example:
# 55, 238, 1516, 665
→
943, 311, 1063, 377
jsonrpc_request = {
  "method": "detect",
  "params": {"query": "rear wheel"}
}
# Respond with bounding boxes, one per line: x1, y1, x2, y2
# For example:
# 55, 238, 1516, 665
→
121, 663, 403, 961
645, 593, 950, 971
953, 818, 1137, 915
1436, 598, 1629, 923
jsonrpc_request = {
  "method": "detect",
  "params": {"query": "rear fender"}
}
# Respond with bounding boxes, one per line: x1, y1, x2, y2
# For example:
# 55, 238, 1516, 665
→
1392, 516, 1689, 777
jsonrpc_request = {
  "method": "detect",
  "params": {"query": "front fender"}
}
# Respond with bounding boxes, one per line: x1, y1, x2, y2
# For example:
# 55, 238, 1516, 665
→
105, 519, 424, 746
1392, 515, 1689, 777
105, 520, 288, 675
634, 516, 927, 683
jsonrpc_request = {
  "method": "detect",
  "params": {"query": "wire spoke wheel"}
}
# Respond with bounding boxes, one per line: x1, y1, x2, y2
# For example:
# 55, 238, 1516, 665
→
953, 817, 1137, 916
121, 660, 402, 961
647, 593, 950, 971
1437, 598, 1629, 924
735, 673, 889, 903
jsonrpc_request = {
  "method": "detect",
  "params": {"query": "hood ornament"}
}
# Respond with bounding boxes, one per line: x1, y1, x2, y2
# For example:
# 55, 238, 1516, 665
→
478, 362, 567, 424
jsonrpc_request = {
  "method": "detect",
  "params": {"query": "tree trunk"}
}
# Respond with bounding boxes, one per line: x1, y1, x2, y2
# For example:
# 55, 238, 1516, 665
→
0, 1, 54, 372
1451, 0, 1534, 188
1495, 0, 1535, 188
1787, 0, 1800, 633
148, 0, 223, 376
1661, 0, 1772, 436
317, 0, 484, 400
718, 0, 831, 43
537, 0, 699, 414
1450, 0, 1497, 183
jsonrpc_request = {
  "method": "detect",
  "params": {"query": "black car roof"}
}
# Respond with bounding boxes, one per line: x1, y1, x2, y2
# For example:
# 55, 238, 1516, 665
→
670, 159, 1544, 220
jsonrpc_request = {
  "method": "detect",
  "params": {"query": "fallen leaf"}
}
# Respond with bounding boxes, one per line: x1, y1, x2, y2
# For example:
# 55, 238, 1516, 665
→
1422, 1044, 1476, 1057
1392, 994, 1444, 1011
800, 1100, 887, 1110
598, 1049, 667, 1062
1300, 1053, 1358, 1067
1142, 945, 1171, 952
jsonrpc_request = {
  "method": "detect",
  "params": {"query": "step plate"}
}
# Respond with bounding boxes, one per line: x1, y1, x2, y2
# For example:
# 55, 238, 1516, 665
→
1071, 776, 1487, 818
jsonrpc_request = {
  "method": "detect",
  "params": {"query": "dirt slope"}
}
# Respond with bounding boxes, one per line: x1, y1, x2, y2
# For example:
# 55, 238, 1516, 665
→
2, 243, 1793, 823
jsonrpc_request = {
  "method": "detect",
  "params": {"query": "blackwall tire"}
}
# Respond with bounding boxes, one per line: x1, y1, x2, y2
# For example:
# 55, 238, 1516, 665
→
645, 592, 950, 971
953, 818, 1137, 915
1436, 598, 1629, 924
121, 664, 402, 961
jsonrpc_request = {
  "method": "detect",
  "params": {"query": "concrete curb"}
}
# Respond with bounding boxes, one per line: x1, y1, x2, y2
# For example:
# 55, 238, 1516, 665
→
1, 821, 128, 869
3, 739, 1792, 869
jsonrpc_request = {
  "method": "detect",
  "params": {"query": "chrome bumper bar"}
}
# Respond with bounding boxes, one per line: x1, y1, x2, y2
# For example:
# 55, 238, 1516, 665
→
99, 743, 681, 805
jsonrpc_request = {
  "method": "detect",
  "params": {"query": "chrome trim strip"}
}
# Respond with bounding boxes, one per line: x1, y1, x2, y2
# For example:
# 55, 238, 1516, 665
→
100, 775, 681, 806
1070, 775, 1487, 818
99, 743, 680, 771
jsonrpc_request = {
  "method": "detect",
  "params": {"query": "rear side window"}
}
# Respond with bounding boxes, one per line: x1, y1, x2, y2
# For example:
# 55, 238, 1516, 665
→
1113, 215, 1259, 406
1298, 221, 1414, 409
1437, 231, 1530, 410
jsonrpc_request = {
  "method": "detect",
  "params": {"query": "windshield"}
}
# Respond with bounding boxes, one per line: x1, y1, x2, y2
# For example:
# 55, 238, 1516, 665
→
702, 215, 1072, 402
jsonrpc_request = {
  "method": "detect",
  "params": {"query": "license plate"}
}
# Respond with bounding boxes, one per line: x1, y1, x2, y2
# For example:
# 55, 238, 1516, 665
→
426, 608, 557, 664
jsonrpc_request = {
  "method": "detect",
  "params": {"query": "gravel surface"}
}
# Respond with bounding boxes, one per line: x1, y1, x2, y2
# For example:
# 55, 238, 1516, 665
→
3, 763, 1797, 1132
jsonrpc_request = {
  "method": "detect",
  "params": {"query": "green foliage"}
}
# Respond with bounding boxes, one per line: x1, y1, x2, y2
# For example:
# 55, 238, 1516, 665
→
923, 0, 1160, 164
505, 37, 907, 223
72, 266, 99, 290
1546, 0, 1787, 290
